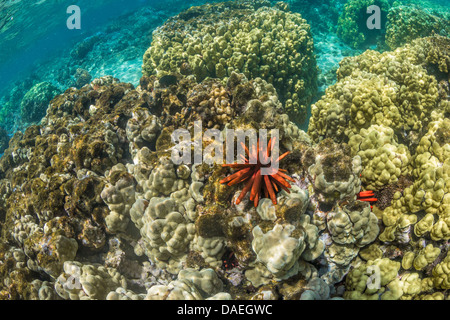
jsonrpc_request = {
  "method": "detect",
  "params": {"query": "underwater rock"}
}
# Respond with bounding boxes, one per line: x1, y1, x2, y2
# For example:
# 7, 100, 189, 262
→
0, 126, 9, 154
20, 82, 61, 124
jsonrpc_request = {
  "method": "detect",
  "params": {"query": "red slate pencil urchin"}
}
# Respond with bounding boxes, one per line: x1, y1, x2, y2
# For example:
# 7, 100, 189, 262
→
357, 190, 378, 209
220, 137, 295, 207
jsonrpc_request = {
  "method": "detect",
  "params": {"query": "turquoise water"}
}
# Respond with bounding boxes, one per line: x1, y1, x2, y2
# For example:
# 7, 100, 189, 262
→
0, 0, 449, 301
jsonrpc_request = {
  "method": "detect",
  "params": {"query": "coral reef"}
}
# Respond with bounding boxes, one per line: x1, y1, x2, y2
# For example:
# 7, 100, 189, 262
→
0, 71, 307, 299
1, 56, 449, 301
0, 69, 380, 300
348, 124, 411, 190
307, 34, 450, 300
309, 36, 448, 148
336, 0, 390, 49
19, 82, 61, 124
385, 6, 450, 50
0, 0, 449, 302
0, 126, 9, 154
379, 115, 450, 243
142, 0, 318, 124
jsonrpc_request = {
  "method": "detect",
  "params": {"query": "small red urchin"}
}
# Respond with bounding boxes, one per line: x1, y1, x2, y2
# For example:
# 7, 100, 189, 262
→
220, 137, 294, 207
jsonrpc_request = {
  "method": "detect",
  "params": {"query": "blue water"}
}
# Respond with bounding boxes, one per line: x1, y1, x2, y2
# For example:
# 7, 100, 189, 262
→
0, 0, 153, 95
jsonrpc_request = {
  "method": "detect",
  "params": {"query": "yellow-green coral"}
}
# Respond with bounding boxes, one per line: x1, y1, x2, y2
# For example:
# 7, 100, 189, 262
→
419, 292, 445, 300
414, 213, 435, 238
432, 253, 450, 290
349, 124, 411, 190
382, 272, 422, 300
359, 244, 383, 261
380, 116, 450, 242
309, 37, 442, 143
412, 116, 450, 178
337, 0, 390, 49
402, 252, 415, 270
142, 1, 317, 124
413, 244, 440, 271
344, 258, 400, 300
